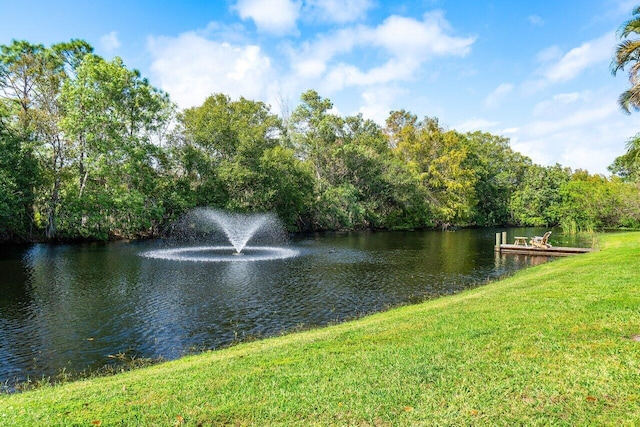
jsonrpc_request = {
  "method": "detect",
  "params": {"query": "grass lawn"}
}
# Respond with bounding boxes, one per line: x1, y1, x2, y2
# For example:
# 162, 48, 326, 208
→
1, 232, 639, 426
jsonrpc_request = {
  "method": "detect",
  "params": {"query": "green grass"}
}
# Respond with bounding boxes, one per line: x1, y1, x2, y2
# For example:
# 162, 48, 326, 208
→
2, 232, 640, 426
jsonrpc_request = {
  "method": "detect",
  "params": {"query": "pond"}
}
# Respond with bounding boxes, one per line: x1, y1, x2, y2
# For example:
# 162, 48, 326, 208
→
0, 227, 586, 388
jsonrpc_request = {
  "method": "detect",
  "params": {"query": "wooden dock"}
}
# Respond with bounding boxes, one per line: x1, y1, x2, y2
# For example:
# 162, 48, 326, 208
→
494, 232, 594, 256
498, 244, 593, 256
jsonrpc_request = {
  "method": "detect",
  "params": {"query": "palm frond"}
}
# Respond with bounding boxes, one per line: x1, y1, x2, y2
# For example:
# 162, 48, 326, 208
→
612, 8, 640, 114
624, 136, 640, 164
618, 89, 640, 114
619, 17, 640, 38
611, 39, 640, 74
625, 133, 640, 151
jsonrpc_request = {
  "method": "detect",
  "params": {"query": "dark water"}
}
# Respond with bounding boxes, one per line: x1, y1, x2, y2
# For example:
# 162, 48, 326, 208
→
0, 228, 587, 387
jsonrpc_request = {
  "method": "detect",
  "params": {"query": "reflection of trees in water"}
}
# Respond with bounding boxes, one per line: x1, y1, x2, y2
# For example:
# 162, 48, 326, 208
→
17, 244, 148, 379
494, 252, 551, 270
512, 254, 550, 266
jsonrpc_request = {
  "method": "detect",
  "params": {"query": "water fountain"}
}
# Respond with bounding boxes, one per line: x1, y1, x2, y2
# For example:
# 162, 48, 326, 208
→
141, 208, 299, 262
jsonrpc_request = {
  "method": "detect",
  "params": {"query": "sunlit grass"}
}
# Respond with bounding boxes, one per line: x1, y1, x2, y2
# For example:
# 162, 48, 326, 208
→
2, 232, 639, 426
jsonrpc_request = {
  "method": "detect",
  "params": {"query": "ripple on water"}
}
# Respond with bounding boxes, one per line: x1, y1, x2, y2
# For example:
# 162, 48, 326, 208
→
140, 246, 299, 262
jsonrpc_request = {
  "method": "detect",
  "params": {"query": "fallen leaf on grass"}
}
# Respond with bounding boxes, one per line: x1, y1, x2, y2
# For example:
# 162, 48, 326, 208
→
91, 421, 102, 426
470, 410, 479, 416
586, 396, 597, 402
403, 406, 413, 412
175, 415, 185, 425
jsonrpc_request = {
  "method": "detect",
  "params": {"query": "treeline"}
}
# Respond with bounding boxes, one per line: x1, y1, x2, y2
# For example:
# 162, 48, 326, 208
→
1, 39, 640, 241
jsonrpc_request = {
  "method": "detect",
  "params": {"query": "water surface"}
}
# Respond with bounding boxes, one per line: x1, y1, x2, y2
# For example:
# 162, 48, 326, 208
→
0, 228, 584, 386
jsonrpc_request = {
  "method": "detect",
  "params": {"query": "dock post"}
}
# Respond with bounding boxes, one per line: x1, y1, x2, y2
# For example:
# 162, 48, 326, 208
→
495, 232, 501, 252
502, 231, 507, 246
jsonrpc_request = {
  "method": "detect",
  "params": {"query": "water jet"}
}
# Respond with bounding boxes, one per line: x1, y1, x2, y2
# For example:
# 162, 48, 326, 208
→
141, 208, 298, 262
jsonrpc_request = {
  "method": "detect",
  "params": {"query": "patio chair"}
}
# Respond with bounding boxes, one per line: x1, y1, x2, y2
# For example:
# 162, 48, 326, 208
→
530, 231, 552, 248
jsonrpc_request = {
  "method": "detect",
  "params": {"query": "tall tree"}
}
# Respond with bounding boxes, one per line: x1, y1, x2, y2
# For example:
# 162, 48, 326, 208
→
464, 131, 531, 226
0, 39, 93, 238
289, 90, 342, 182
609, 133, 640, 181
609, 152, 640, 184
59, 54, 174, 239
387, 114, 477, 226
0, 103, 39, 239
173, 93, 313, 229
612, 6, 640, 113
289, 94, 433, 230
509, 164, 571, 227
556, 170, 640, 231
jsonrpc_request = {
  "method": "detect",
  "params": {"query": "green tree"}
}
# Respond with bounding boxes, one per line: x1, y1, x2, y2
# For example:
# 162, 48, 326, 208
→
557, 170, 640, 231
558, 172, 611, 231
0, 105, 39, 239
612, 6, 640, 113
288, 93, 432, 230
0, 39, 93, 238
387, 113, 476, 226
609, 133, 640, 181
255, 146, 314, 229
464, 131, 532, 226
173, 93, 313, 229
59, 54, 174, 239
374, 155, 433, 230
174, 93, 278, 207
289, 90, 343, 182
611, 178, 640, 228
509, 164, 571, 227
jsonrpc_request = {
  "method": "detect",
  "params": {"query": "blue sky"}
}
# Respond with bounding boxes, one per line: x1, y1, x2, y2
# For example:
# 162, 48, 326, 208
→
2, 0, 640, 174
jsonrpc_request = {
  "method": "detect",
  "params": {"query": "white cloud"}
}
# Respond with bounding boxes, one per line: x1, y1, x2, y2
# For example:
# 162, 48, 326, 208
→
289, 11, 475, 92
100, 31, 120, 52
536, 45, 563, 63
321, 59, 418, 93
290, 28, 357, 79
541, 32, 615, 83
370, 12, 475, 60
234, 0, 301, 34
522, 32, 616, 95
528, 15, 544, 26
510, 137, 554, 166
509, 88, 639, 174
304, 0, 373, 24
358, 86, 406, 124
454, 118, 500, 133
147, 33, 274, 108
559, 146, 623, 174
293, 58, 327, 78
145, 9, 474, 115
484, 83, 514, 108
526, 101, 616, 138
500, 127, 520, 135
532, 91, 588, 117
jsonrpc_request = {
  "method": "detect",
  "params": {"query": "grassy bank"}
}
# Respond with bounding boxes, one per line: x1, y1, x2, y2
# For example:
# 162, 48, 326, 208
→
2, 233, 639, 426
